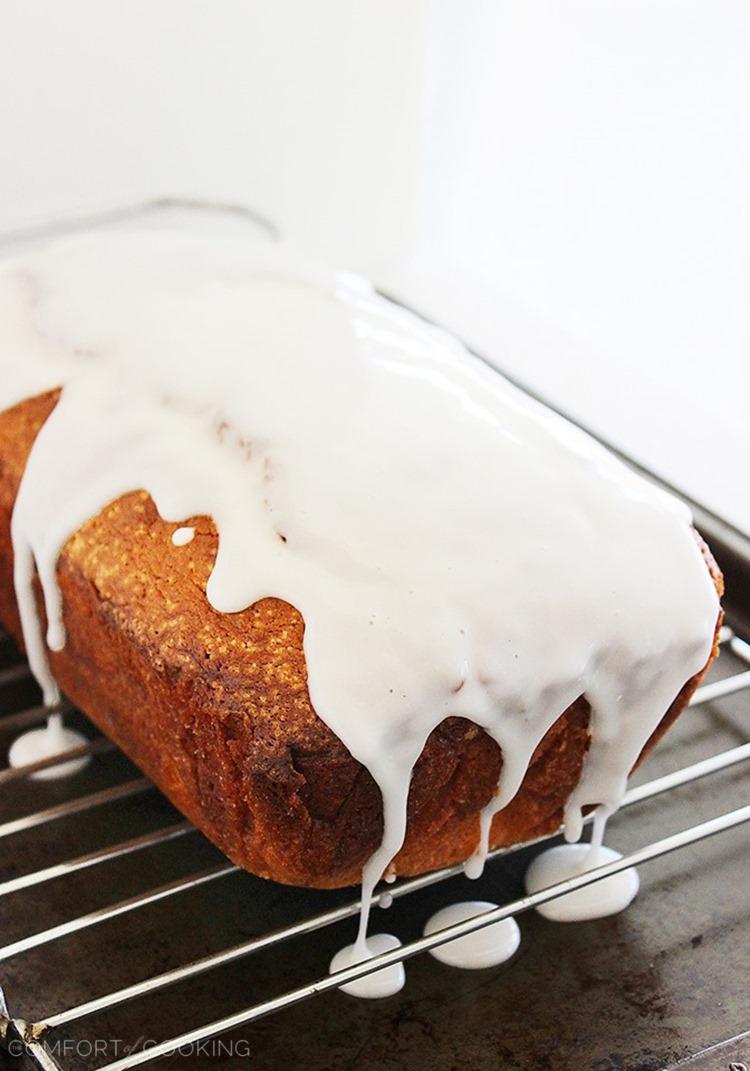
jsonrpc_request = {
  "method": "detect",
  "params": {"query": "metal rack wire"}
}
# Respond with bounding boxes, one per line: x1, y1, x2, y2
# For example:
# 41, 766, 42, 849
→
0, 624, 748, 1071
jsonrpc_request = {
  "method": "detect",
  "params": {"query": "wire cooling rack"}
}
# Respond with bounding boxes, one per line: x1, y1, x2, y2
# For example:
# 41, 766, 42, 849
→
0, 619, 748, 1070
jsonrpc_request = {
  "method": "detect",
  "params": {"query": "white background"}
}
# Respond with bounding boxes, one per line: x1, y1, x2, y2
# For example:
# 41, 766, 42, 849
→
1, 1, 748, 530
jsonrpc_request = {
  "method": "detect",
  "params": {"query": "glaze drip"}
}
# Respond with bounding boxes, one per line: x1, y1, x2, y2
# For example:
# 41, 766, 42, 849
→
0, 227, 719, 940
424, 901, 521, 969
172, 526, 195, 546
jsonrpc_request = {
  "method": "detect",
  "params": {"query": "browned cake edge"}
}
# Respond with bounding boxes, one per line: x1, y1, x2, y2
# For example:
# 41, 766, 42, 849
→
0, 391, 723, 888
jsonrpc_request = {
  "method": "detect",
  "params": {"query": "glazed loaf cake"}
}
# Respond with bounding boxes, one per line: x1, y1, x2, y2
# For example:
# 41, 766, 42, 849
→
0, 229, 723, 891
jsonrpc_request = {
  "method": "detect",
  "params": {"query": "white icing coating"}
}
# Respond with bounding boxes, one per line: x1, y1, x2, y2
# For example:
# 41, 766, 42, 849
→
329, 933, 405, 998
424, 900, 521, 969
8, 712, 89, 780
524, 816, 639, 923
171, 526, 195, 546
0, 227, 718, 947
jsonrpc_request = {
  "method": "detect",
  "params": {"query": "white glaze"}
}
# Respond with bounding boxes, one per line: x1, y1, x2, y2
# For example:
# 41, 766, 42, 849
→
171, 526, 195, 546
8, 712, 89, 779
329, 932, 405, 998
424, 900, 520, 969
0, 227, 718, 950
524, 811, 639, 922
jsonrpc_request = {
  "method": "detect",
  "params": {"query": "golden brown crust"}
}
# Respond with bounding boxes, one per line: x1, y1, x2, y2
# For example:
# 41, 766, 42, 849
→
0, 392, 723, 888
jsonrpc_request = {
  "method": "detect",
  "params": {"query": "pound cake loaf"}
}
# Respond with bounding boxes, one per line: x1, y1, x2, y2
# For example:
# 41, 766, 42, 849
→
0, 228, 722, 891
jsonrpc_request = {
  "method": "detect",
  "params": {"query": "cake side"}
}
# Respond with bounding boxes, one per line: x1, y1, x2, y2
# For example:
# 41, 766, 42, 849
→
0, 391, 722, 888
